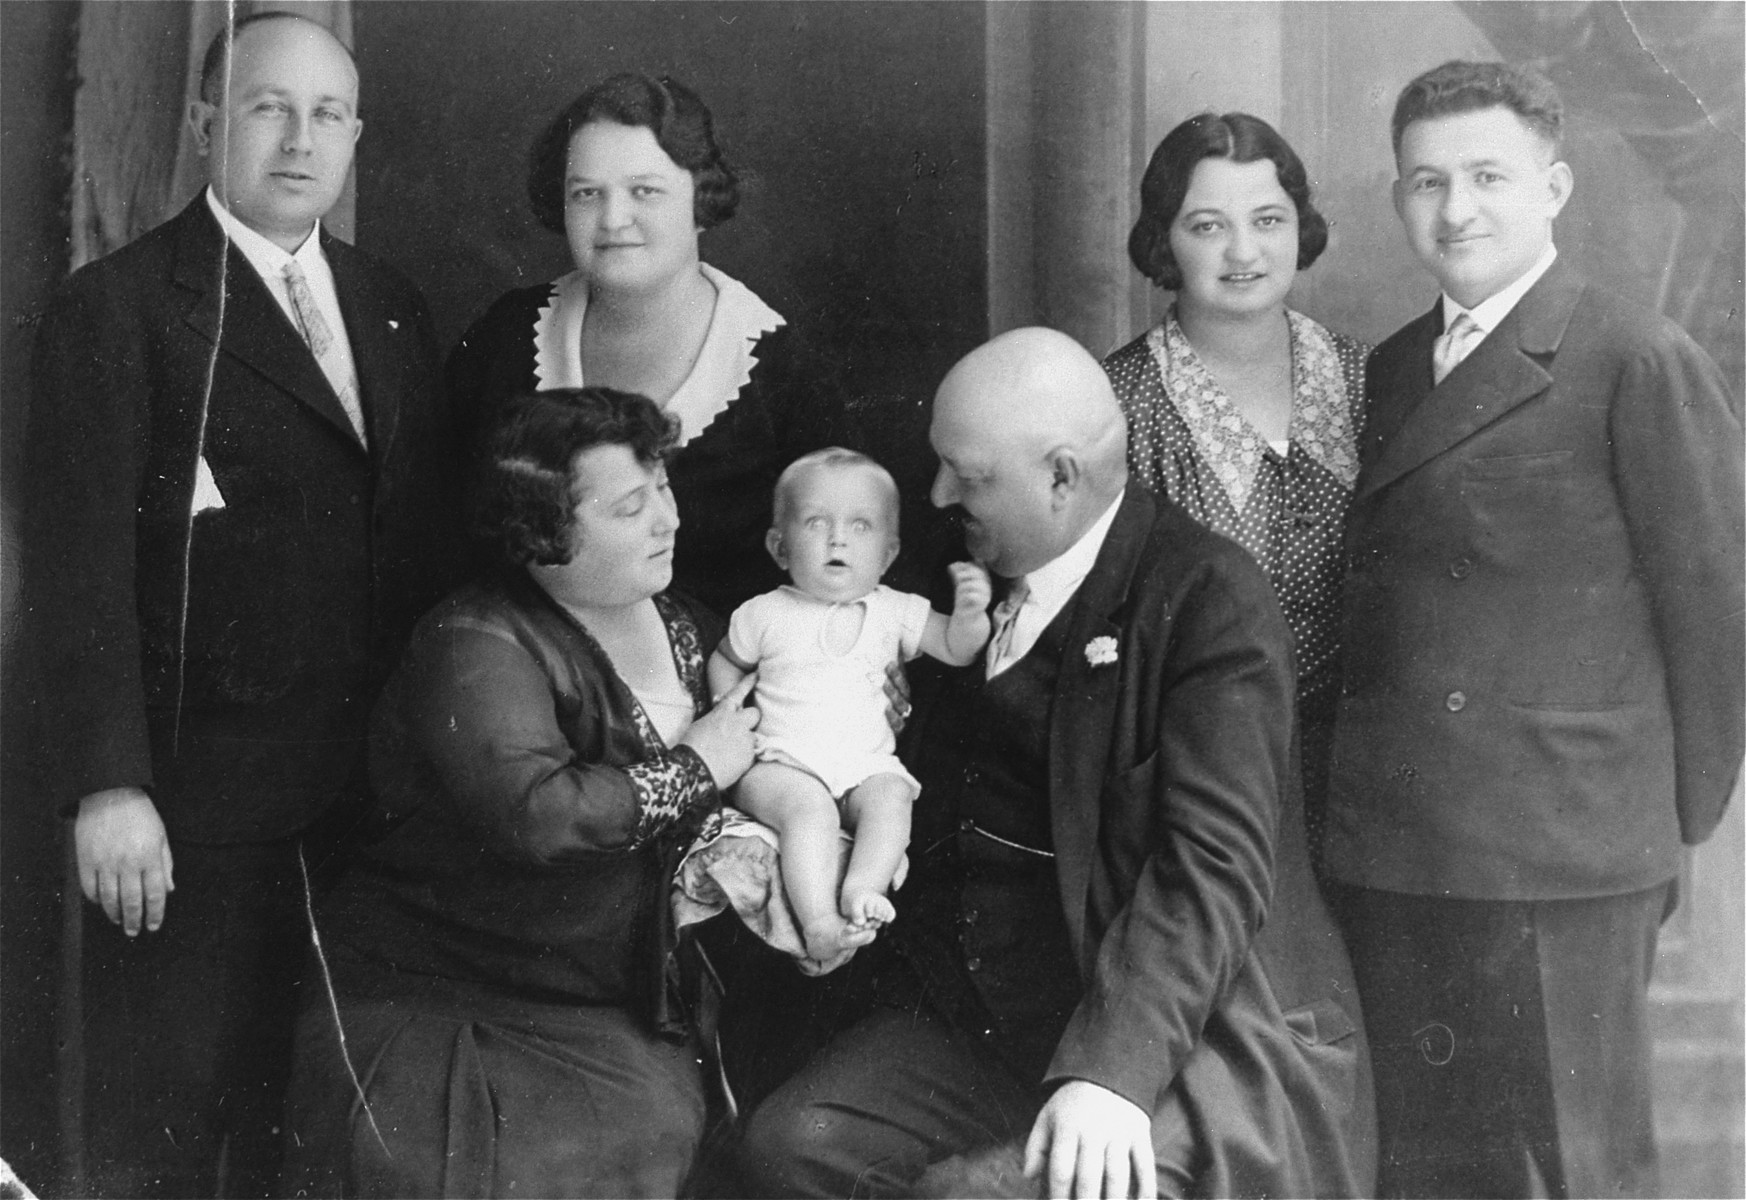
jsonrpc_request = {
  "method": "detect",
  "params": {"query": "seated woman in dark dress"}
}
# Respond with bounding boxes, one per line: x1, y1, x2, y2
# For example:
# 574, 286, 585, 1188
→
280, 388, 760, 1198
449, 72, 846, 617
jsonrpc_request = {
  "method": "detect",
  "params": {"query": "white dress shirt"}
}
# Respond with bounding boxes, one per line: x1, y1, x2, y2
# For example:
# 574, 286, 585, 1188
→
1439, 243, 1558, 349
986, 490, 1125, 679
205, 187, 359, 395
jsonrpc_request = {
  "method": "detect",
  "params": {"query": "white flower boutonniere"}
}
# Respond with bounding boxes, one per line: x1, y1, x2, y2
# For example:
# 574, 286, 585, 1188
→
1084, 636, 1119, 668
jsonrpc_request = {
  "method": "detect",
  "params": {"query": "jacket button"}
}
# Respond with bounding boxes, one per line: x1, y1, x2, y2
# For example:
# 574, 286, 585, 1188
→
959, 817, 974, 832
962, 908, 979, 926
1449, 557, 1474, 579
965, 957, 982, 972
349, 493, 361, 506
1445, 691, 1467, 712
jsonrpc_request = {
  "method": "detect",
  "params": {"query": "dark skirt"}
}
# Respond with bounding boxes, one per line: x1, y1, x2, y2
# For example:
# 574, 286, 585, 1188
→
281, 953, 707, 1199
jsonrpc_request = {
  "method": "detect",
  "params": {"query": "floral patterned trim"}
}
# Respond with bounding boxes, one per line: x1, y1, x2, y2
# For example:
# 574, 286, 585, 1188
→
543, 588, 719, 848
621, 594, 719, 845
657, 591, 713, 712
1285, 313, 1361, 489
624, 748, 716, 847
530, 263, 786, 448
1145, 309, 1359, 513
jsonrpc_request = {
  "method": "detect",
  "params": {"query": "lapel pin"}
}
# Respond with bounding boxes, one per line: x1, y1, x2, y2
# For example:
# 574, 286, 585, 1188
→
1084, 636, 1118, 667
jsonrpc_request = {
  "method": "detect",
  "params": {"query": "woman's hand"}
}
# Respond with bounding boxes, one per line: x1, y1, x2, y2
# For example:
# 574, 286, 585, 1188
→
681, 673, 761, 788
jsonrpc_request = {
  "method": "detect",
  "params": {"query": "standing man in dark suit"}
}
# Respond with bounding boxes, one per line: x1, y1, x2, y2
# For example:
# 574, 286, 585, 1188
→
1325, 60, 1743, 1199
22, 13, 455, 1197
741, 328, 1373, 1199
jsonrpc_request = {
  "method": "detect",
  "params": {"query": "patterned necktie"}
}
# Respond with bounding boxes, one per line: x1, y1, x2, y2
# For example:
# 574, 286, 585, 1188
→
986, 576, 1031, 677
283, 260, 367, 445
1432, 312, 1483, 385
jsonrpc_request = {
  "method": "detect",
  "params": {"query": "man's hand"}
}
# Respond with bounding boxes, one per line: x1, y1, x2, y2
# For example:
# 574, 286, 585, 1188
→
1023, 1080, 1156, 1199
75, 787, 174, 936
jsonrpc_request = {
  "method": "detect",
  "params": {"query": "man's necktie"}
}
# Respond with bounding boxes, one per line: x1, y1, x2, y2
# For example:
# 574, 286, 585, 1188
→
1432, 312, 1483, 385
284, 260, 368, 445
986, 577, 1030, 677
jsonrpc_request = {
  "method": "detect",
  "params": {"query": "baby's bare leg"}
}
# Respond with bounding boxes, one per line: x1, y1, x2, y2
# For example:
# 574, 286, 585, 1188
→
736, 762, 870, 961
839, 773, 916, 927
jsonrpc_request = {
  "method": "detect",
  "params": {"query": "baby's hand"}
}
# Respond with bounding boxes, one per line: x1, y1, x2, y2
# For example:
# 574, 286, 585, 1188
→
948, 561, 993, 617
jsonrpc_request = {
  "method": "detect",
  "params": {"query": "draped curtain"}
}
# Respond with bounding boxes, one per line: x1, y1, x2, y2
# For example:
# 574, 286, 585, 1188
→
1460, 0, 1744, 394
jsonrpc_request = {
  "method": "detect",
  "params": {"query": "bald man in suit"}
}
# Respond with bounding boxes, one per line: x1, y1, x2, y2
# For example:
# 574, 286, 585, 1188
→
740, 329, 1373, 1199
23, 14, 456, 1195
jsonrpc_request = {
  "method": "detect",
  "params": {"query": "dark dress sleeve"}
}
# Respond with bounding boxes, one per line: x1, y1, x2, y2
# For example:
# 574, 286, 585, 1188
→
385, 610, 717, 861
445, 285, 550, 458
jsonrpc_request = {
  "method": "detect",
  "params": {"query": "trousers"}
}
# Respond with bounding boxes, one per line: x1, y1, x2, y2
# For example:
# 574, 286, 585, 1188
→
737, 1004, 1044, 1199
79, 834, 316, 1198
1330, 882, 1669, 1199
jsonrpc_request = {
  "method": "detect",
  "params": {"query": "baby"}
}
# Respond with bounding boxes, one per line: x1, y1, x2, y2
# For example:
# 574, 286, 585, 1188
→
709, 448, 991, 961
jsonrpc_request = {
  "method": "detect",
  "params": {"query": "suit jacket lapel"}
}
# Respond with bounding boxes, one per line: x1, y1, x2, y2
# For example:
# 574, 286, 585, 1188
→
1359, 304, 1439, 469
325, 232, 401, 460
171, 200, 369, 451
1048, 489, 1151, 965
1358, 262, 1582, 502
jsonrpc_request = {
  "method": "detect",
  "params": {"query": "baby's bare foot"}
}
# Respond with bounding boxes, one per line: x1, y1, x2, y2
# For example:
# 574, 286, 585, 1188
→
803, 915, 875, 962
842, 889, 896, 929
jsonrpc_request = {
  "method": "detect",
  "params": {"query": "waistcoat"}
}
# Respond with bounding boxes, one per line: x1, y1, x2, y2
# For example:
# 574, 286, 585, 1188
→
900, 597, 1084, 1080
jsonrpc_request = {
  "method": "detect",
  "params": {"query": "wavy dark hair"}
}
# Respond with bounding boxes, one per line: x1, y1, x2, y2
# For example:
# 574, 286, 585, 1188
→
1127, 112, 1329, 292
1391, 60, 1564, 160
473, 388, 679, 567
527, 72, 739, 235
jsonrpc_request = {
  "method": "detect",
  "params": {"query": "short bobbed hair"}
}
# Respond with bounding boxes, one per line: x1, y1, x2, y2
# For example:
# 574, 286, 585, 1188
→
1391, 60, 1564, 161
473, 388, 679, 567
527, 73, 739, 235
1127, 112, 1329, 292
772, 447, 900, 532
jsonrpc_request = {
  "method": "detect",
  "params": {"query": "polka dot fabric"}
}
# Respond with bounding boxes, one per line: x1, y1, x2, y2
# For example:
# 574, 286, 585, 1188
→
1103, 308, 1369, 720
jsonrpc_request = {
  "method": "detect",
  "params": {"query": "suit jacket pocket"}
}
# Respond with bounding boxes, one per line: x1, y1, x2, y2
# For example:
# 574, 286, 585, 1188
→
1284, 996, 1361, 1121
1462, 449, 1574, 479
1285, 995, 1357, 1047
1105, 749, 1159, 800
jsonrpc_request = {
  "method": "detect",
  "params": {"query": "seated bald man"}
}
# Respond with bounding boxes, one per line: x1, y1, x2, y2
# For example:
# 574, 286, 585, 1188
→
739, 328, 1375, 1198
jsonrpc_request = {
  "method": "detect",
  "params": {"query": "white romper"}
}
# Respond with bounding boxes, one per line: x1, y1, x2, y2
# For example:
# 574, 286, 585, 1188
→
726, 584, 931, 799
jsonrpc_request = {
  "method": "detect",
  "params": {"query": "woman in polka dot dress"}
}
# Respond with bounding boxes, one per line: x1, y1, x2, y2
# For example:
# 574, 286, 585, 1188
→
1103, 112, 1368, 841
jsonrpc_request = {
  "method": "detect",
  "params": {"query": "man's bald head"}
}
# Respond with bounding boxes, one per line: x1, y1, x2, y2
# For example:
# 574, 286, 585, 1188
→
199, 12, 357, 106
934, 327, 1128, 471
929, 328, 1129, 577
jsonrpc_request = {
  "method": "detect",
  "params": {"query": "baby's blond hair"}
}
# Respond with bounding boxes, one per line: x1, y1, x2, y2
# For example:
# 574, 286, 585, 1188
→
771, 447, 901, 531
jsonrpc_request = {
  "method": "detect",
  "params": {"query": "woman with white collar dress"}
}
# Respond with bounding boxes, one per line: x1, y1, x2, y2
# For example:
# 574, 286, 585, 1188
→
450, 72, 845, 618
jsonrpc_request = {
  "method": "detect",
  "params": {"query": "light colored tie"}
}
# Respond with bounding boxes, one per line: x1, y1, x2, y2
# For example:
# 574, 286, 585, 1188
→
986, 577, 1030, 677
284, 261, 367, 445
1432, 312, 1483, 385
